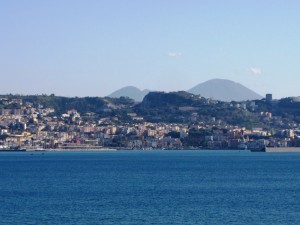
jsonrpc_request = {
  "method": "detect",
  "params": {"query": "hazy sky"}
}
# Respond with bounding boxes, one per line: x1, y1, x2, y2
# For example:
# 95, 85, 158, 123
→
1, 0, 300, 99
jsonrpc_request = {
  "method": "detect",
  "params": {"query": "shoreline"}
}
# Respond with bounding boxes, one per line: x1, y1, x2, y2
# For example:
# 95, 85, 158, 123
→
2, 147, 300, 153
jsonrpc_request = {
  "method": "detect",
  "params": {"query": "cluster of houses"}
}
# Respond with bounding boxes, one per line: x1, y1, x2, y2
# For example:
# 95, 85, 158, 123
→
1, 97, 300, 150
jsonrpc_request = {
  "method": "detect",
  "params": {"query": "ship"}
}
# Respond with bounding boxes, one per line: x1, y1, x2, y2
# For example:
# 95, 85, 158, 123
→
251, 146, 300, 152
264, 147, 300, 152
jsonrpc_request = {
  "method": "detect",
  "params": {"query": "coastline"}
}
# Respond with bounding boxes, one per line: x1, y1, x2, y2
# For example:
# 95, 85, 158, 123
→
2, 147, 300, 152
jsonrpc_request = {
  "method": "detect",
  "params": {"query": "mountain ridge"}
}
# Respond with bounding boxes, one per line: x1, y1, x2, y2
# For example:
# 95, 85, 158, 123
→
108, 86, 150, 102
108, 79, 263, 102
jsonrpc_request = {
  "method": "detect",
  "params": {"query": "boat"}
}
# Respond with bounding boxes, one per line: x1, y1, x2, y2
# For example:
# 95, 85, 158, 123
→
251, 146, 300, 152
265, 147, 300, 152
250, 147, 265, 152
238, 142, 248, 150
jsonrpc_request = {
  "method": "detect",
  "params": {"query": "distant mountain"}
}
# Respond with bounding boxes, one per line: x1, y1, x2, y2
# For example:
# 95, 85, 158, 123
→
188, 79, 263, 101
109, 79, 262, 102
108, 86, 150, 102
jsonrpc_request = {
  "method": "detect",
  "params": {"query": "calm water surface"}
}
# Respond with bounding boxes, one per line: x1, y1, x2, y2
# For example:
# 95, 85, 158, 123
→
0, 150, 300, 224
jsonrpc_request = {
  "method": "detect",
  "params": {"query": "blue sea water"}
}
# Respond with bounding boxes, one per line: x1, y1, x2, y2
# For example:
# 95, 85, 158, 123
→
0, 150, 300, 225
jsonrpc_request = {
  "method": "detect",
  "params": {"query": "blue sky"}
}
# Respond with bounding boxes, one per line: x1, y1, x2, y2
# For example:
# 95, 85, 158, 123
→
0, 0, 300, 98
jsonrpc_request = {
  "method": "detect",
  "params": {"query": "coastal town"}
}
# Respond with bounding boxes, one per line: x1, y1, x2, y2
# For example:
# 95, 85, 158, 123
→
1, 93, 300, 151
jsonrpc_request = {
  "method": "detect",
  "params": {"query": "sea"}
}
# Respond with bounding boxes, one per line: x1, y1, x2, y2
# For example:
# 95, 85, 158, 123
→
0, 150, 300, 225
